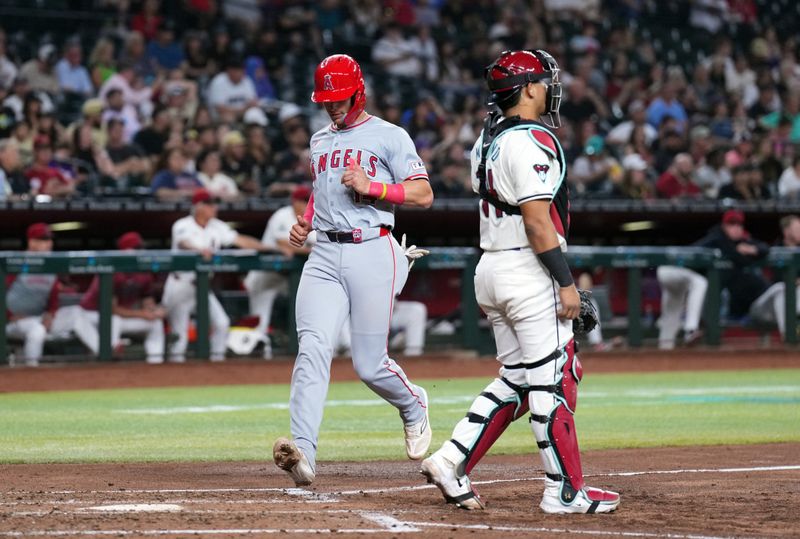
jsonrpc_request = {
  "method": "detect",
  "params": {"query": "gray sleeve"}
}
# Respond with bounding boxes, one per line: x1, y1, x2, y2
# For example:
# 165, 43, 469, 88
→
387, 127, 428, 183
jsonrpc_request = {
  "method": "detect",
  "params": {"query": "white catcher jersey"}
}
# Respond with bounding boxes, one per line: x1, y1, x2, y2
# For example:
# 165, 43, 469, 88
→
309, 115, 428, 233
470, 123, 568, 251
171, 215, 238, 279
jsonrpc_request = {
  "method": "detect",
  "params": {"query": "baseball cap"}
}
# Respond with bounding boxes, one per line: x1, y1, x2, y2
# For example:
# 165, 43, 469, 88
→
221, 130, 245, 147
622, 153, 648, 172
82, 98, 104, 116
243, 106, 269, 127
584, 135, 604, 156
117, 231, 144, 250
27, 222, 52, 240
191, 188, 218, 205
722, 209, 745, 226
291, 184, 312, 202
38, 44, 57, 64
279, 103, 303, 124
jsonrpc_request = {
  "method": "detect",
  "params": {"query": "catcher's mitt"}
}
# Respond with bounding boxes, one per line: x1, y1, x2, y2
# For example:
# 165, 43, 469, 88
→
573, 289, 599, 335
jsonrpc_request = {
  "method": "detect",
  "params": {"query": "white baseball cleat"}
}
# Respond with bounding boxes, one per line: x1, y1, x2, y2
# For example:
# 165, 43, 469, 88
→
273, 437, 315, 486
404, 386, 432, 460
539, 478, 620, 514
420, 451, 485, 510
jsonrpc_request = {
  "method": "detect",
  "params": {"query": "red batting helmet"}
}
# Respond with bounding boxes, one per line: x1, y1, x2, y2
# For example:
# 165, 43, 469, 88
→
311, 54, 366, 128
485, 49, 563, 128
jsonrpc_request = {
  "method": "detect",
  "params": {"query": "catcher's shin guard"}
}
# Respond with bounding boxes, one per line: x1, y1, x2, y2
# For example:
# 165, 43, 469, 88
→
528, 340, 587, 494
440, 377, 529, 476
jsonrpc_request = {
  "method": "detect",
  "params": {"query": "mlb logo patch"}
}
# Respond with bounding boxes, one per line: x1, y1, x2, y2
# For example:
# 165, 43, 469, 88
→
533, 164, 550, 182
352, 228, 362, 243
408, 160, 425, 171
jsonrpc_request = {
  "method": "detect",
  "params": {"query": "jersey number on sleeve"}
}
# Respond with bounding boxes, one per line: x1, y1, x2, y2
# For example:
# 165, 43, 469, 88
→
480, 169, 504, 219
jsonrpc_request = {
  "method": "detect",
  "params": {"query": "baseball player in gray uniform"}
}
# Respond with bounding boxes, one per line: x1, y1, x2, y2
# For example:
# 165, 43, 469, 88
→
273, 54, 434, 486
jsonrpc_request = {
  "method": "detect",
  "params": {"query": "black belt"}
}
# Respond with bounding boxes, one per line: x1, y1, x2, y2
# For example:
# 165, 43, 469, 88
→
324, 227, 390, 244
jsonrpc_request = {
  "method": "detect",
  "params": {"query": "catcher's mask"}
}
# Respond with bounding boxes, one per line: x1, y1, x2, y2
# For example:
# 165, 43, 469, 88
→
485, 49, 562, 128
311, 54, 366, 128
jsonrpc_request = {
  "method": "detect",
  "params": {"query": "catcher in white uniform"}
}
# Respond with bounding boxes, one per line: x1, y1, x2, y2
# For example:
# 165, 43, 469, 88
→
421, 49, 619, 514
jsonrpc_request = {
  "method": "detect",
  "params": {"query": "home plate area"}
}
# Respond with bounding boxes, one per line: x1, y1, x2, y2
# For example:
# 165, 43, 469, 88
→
1, 444, 799, 538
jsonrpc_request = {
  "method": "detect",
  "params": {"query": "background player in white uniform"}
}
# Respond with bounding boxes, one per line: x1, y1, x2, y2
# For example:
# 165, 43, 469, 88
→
273, 54, 434, 487
421, 50, 620, 514
244, 184, 316, 359
5, 223, 99, 366
656, 265, 707, 349
162, 188, 270, 362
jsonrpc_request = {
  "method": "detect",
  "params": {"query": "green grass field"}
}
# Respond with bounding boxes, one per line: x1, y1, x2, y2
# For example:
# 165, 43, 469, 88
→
1, 369, 798, 464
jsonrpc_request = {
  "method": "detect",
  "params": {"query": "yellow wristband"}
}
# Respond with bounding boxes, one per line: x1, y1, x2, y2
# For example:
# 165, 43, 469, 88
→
379, 183, 388, 200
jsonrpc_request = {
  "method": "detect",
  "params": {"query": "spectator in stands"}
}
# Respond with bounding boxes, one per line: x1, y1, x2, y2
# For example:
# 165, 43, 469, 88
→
162, 82, 196, 125
694, 147, 731, 198
79, 232, 166, 364
243, 119, 272, 188
182, 32, 215, 83
778, 155, 800, 200
25, 135, 75, 198
245, 56, 277, 101
719, 164, 758, 200
5, 223, 99, 366
196, 149, 240, 201
151, 147, 202, 201
131, 0, 163, 41
146, 19, 184, 72
725, 130, 754, 168
162, 188, 270, 362
372, 22, 422, 79
105, 118, 149, 191
88, 37, 117, 90
133, 105, 171, 162
207, 55, 258, 124
244, 184, 310, 358
0, 28, 18, 91
761, 91, 800, 143
656, 153, 701, 199
0, 138, 23, 200
120, 31, 156, 83
571, 135, 621, 196
606, 100, 657, 149
3, 76, 32, 122
272, 121, 312, 196
560, 77, 608, 124
19, 44, 59, 97
99, 61, 154, 116
646, 82, 688, 133
612, 153, 654, 200
55, 41, 93, 98
101, 88, 140, 143
220, 130, 259, 195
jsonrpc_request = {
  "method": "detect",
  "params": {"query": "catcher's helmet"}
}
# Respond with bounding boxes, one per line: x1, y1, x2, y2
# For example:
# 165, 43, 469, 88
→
485, 49, 562, 128
311, 54, 366, 128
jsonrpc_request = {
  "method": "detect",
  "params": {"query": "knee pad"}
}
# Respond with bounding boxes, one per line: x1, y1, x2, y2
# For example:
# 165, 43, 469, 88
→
448, 377, 530, 475
528, 340, 586, 495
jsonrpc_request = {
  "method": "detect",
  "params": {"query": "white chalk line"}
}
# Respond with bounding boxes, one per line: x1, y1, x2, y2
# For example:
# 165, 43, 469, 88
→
113, 385, 800, 415
0, 523, 749, 539
12, 464, 800, 502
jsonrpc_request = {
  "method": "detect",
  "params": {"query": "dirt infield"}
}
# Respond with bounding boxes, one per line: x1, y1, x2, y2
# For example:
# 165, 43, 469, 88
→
2, 350, 799, 537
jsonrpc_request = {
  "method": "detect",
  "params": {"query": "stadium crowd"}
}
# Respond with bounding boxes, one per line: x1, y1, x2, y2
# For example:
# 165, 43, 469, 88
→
0, 0, 799, 204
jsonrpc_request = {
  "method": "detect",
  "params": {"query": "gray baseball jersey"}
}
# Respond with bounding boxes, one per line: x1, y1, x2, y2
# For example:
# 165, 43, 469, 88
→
289, 114, 430, 470
309, 116, 427, 233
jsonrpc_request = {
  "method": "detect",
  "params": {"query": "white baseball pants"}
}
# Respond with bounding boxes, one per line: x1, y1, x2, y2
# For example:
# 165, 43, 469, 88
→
6, 316, 48, 365
749, 282, 800, 338
656, 266, 708, 349
81, 309, 165, 363
162, 275, 230, 361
